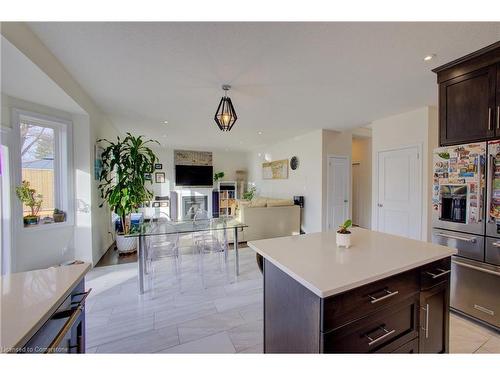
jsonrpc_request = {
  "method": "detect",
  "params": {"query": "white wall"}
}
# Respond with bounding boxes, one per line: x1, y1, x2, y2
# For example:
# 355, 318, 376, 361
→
2, 23, 120, 269
370, 106, 438, 241
248, 130, 323, 233
1, 94, 76, 271
352, 136, 372, 229
247, 129, 353, 234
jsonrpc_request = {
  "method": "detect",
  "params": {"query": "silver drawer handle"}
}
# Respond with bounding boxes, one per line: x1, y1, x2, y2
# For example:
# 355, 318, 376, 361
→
426, 268, 451, 279
366, 326, 396, 346
368, 289, 399, 304
492, 242, 500, 248
452, 259, 500, 277
474, 304, 495, 316
436, 232, 476, 243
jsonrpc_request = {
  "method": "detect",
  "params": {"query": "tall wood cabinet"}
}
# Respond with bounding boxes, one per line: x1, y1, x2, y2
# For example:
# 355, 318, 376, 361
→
433, 42, 500, 146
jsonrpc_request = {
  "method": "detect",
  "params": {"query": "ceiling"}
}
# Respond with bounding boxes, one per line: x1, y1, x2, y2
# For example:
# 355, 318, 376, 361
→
1, 36, 85, 115
25, 22, 500, 151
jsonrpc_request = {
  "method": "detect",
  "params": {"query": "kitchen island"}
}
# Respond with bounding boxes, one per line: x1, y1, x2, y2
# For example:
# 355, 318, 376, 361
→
1, 263, 91, 353
248, 228, 457, 353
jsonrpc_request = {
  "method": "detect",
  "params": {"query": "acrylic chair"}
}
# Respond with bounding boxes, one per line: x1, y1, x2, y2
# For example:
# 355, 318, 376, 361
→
146, 214, 181, 296
192, 209, 230, 288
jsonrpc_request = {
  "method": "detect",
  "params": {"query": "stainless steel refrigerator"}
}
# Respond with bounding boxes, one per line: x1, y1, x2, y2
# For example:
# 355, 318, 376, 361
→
431, 142, 499, 330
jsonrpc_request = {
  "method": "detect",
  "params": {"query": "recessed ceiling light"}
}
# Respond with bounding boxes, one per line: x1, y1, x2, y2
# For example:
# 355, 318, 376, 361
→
258, 131, 263, 135
423, 54, 436, 62
163, 120, 168, 124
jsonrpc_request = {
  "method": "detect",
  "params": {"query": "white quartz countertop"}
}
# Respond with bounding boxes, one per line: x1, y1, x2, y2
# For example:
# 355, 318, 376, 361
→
248, 228, 456, 298
0, 263, 91, 352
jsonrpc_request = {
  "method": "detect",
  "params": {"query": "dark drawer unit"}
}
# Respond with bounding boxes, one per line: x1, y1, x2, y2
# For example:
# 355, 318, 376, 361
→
263, 257, 452, 354
322, 269, 419, 331
264, 257, 451, 353
322, 296, 419, 353
21, 279, 90, 354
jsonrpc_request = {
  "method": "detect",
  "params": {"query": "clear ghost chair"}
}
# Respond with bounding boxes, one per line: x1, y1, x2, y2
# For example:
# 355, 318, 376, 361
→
193, 209, 229, 287
146, 214, 181, 296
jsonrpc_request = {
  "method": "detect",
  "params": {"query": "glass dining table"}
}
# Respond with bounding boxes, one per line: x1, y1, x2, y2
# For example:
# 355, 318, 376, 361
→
126, 218, 248, 294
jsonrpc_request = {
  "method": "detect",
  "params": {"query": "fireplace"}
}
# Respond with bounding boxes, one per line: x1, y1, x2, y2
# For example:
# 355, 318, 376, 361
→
182, 195, 208, 220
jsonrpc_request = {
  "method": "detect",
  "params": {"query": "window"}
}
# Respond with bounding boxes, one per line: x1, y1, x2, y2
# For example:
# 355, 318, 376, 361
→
13, 109, 72, 227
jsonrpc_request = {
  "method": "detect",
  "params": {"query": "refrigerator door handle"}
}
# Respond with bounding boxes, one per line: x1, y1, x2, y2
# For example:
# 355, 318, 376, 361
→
487, 154, 495, 224
435, 232, 477, 243
492, 241, 500, 248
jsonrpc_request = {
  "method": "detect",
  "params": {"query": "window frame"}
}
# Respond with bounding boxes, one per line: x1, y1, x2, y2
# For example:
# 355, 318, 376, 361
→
11, 108, 74, 230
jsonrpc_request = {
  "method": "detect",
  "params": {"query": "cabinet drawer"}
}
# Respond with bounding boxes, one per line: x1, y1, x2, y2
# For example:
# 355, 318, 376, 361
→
390, 338, 419, 353
420, 257, 451, 290
322, 269, 419, 332
321, 295, 419, 353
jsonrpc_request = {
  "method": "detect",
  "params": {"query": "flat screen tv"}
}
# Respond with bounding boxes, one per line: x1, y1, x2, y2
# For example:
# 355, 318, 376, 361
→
175, 165, 213, 187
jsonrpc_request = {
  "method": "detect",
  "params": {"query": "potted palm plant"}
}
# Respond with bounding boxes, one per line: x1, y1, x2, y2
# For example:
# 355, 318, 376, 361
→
16, 180, 43, 226
336, 219, 352, 248
98, 133, 159, 253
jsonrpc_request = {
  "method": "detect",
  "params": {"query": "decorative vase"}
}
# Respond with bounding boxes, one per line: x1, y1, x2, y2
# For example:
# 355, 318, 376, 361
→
336, 232, 351, 248
53, 213, 66, 223
23, 215, 39, 226
116, 234, 137, 254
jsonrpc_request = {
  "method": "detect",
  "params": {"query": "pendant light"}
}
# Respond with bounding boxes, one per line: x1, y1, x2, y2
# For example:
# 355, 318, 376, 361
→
214, 84, 237, 131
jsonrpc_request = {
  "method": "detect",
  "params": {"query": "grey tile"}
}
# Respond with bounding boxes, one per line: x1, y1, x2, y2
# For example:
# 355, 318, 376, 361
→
96, 325, 179, 353
177, 310, 246, 343
160, 332, 236, 353
213, 290, 262, 312
228, 320, 263, 352
449, 315, 490, 353
480, 335, 500, 353
154, 301, 217, 329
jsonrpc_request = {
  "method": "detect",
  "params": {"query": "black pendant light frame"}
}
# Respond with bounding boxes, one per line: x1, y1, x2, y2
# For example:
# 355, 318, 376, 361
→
214, 84, 238, 131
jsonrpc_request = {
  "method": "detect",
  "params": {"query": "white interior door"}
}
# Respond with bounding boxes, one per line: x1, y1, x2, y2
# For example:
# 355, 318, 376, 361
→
377, 146, 421, 240
327, 156, 350, 231
352, 163, 360, 226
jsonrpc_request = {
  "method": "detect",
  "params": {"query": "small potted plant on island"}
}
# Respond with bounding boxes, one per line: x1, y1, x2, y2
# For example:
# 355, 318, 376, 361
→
98, 133, 159, 254
336, 219, 352, 248
16, 180, 43, 226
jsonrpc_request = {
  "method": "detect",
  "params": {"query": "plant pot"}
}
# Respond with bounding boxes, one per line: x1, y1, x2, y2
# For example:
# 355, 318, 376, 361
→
116, 234, 137, 254
23, 215, 39, 226
336, 232, 351, 248
53, 213, 66, 223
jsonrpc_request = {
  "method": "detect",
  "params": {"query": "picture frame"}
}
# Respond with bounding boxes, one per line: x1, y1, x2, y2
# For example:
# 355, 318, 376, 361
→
152, 202, 160, 208
155, 172, 166, 183
160, 201, 169, 207
144, 173, 152, 181
154, 163, 163, 170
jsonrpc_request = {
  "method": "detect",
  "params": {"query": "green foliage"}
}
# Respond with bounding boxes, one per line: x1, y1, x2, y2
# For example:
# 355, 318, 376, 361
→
15, 180, 43, 217
337, 219, 352, 234
98, 133, 159, 234
243, 186, 256, 200
214, 171, 225, 182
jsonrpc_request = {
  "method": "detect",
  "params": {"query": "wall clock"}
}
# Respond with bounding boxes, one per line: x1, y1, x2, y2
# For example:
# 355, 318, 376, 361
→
290, 156, 299, 170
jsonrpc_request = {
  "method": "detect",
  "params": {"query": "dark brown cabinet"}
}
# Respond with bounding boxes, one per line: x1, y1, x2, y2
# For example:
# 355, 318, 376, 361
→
419, 281, 449, 353
433, 41, 500, 146
263, 257, 451, 354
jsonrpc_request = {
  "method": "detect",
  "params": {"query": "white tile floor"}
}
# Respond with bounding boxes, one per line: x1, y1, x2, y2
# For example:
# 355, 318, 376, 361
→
85, 244, 499, 353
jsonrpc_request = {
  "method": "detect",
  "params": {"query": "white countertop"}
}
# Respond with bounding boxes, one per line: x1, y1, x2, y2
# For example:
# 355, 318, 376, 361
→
248, 228, 456, 298
0, 263, 91, 352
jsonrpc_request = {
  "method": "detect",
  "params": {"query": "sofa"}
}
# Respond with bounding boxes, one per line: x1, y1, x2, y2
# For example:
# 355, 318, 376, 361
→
235, 197, 301, 242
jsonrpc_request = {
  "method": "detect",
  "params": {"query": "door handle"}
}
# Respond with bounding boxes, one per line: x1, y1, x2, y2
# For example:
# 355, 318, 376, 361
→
497, 106, 500, 130
488, 107, 492, 131
421, 303, 430, 339
426, 268, 451, 279
473, 304, 495, 316
377, 203, 383, 207
435, 232, 476, 243
368, 289, 399, 304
